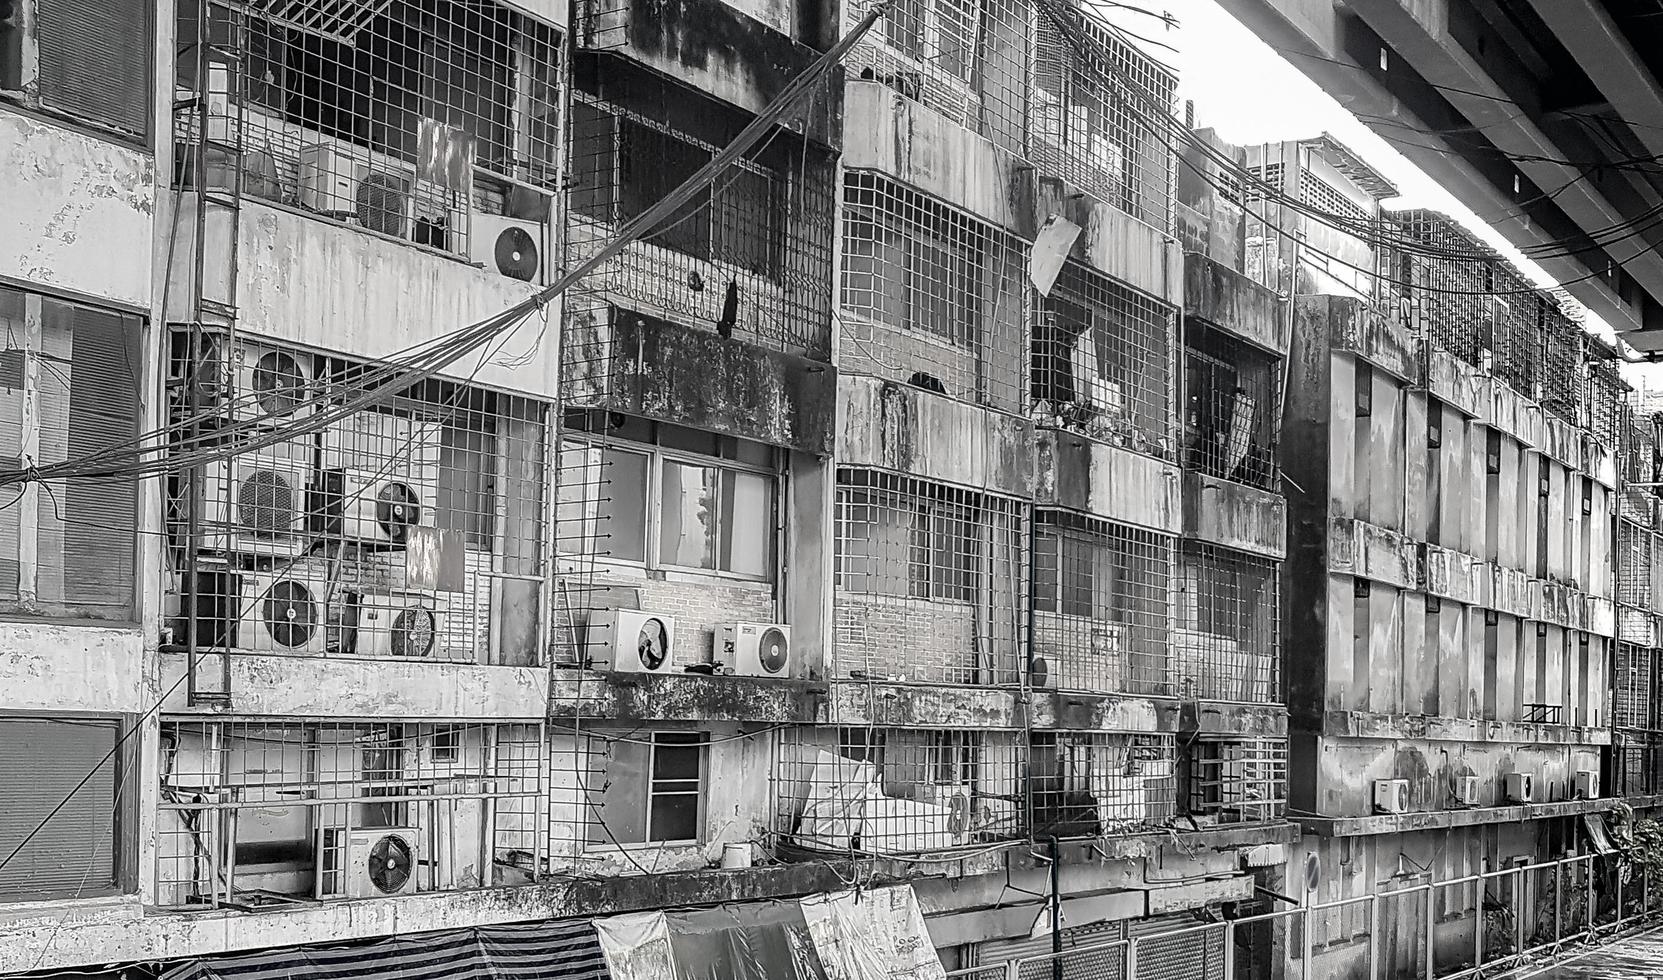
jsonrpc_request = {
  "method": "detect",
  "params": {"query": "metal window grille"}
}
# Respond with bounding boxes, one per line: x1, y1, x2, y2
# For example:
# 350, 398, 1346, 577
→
1031, 510, 1173, 696
840, 171, 1026, 410
1032, 5, 1176, 229
841, 0, 1031, 158
1612, 732, 1662, 798
1175, 543, 1280, 703
1538, 313, 1587, 425
1182, 320, 1280, 490
174, 0, 565, 258
1587, 359, 1625, 449
1621, 416, 1661, 524
1613, 643, 1656, 731
1388, 211, 1491, 366
1180, 737, 1286, 825
834, 468, 1025, 686
165, 328, 550, 666
1617, 521, 1653, 609
156, 719, 544, 908
773, 726, 1025, 855
1029, 732, 1177, 837
1033, 261, 1175, 456
564, 69, 836, 359
1243, 163, 1285, 288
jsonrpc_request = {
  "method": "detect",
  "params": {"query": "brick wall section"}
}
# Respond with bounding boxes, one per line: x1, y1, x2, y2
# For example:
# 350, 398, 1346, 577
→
833, 594, 1022, 685
553, 572, 775, 669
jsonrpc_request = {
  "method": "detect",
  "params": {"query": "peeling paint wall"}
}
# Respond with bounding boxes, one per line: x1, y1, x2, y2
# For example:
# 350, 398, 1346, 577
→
0, 622, 146, 713
1035, 430, 1180, 533
0, 110, 155, 308
837, 374, 1032, 495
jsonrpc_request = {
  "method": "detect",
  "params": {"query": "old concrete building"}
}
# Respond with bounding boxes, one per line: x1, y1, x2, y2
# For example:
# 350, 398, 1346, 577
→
1256, 136, 1629, 978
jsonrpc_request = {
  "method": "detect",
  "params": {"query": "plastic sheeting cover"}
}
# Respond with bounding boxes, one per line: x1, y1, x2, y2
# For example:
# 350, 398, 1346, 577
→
595, 885, 946, 980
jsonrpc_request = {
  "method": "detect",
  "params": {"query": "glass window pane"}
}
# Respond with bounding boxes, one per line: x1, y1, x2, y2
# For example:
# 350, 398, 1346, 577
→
719, 470, 773, 577
659, 461, 718, 569
599, 449, 648, 561
648, 794, 700, 842
588, 737, 648, 845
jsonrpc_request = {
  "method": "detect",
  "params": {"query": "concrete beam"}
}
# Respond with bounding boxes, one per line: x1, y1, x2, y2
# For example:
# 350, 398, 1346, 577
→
1342, 0, 1663, 318
1214, 0, 1642, 333
1526, 1, 1663, 166
1297, 795, 1618, 837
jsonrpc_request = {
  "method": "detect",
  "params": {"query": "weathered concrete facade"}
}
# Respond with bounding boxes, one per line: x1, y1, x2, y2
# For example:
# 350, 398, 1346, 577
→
1268, 140, 1626, 979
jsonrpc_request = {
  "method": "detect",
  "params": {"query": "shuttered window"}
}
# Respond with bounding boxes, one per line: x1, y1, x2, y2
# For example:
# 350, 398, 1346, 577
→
15, 0, 151, 136
0, 287, 141, 620
0, 716, 123, 900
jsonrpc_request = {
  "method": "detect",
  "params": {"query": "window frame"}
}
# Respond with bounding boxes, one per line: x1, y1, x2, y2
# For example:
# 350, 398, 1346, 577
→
843, 198, 985, 350
2, 0, 155, 143
558, 433, 782, 584
583, 729, 709, 849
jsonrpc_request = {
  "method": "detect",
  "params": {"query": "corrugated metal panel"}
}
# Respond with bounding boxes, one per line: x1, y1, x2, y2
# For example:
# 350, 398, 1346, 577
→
35, 0, 151, 134
0, 717, 120, 899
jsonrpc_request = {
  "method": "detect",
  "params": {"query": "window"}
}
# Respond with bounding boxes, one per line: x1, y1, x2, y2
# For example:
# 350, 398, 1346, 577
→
835, 469, 987, 603
2, 0, 150, 136
841, 173, 990, 348
884, 0, 978, 82
0, 287, 141, 620
0, 716, 124, 900
587, 731, 707, 846
557, 418, 778, 580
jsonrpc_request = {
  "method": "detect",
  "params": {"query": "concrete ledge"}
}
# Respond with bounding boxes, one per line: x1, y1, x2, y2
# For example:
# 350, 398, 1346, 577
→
837, 374, 1032, 495
549, 670, 825, 723
1035, 430, 1180, 533
1420, 543, 1483, 605
1183, 251, 1288, 355
1424, 349, 1487, 419
1328, 517, 1416, 589
0, 863, 879, 974
1181, 471, 1286, 558
1321, 710, 1611, 746
1299, 294, 1417, 381
158, 653, 548, 719
1297, 797, 1617, 838
0, 621, 146, 713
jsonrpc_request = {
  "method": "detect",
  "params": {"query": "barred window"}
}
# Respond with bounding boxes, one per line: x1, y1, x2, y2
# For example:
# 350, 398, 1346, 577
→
557, 418, 779, 581
175, 0, 563, 255
1029, 732, 1177, 837
1183, 321, 1280, 490
836, 469, 984, 603
842, 175, 988, 348
1032, 511, 1172, 695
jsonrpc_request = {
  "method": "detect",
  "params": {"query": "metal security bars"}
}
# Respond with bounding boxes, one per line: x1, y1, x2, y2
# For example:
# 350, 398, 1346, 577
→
1617, 520, 1654, 609
174, 0, 565, 259
1175, 543, 1279, 703
833, 468, 1025, 686
774, 726, 1025, 856
1588, 359, 1625, 449
840, 172, 1026, 411
1180, 737, 1286, 825
565, 63, 837, 360
1031, 511, 1173, 696
1388, 211, 1490, 365
1182, 320, 1280, 490
1032, 4, 1175, 229
156, 720, 545, 909
1029, 732, 1177, 838
164, 328, 551, 666
1033, 261, 1175, 456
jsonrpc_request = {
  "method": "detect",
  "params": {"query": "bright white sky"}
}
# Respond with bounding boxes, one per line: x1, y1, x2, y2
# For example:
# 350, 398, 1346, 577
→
1145, 0, 1654, 374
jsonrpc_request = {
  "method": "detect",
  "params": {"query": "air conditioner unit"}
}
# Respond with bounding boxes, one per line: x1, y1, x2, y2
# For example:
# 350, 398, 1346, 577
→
348, 590, 442, 659
355, 170, 413, 239
1504, 771, 1534, 803
240, 568, 329, 656
299, 143, 359, 217
176, 333, 318, 424
587, 609, 676, 673
720, 622, 791, 677
1574, 769, 1599, 800
199, 441, 314, 557
1452, 774, 1481, 807
317, 413, 441, 546
314, 827, 419, 899
1373, 778, 1410, 814
470, 214, 545, 283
